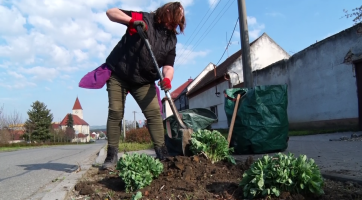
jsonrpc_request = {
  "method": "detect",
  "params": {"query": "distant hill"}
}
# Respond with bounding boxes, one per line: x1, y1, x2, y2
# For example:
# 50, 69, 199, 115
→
90, 125, 106, 130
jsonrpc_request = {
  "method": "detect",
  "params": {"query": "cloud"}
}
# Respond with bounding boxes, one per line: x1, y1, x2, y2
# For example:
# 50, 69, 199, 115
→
0, 0, 200, 91
175, 43, 209, 65
247, 16, 257, 26
0, 5, 26, 36
246, 16, 265, 40
60, 75, 71, 80
0, 81, 36, 89
208, 0, 219, 8
21, 66, 59, 81
45, 87, 51, 91
8, 71, 25, 79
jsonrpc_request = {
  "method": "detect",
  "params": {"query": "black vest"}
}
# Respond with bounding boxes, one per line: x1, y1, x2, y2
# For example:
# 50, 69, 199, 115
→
106, 12, 177, 85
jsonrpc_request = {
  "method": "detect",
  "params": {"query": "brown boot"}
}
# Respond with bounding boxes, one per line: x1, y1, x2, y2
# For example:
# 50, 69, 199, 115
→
101, 146, 118, 170
155, 145, 169, 160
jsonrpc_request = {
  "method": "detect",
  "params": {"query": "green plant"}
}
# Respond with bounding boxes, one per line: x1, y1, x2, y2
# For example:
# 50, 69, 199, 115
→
132, 191, 142, 200
106, 190, 115, 198
240, 153, 324, 199
117, 153, 163, 192
189, 129, 235, 164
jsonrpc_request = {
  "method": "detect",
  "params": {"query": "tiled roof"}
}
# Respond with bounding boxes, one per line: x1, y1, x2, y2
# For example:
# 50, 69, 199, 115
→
59, 114, 89, 126
187, 49, 242, 96
170, 79, 193, 99
72, 97, 83, 110
52, 123, 60, 129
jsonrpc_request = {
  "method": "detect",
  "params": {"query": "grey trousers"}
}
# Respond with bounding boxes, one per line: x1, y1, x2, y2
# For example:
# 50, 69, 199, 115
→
106, 74, 164, 148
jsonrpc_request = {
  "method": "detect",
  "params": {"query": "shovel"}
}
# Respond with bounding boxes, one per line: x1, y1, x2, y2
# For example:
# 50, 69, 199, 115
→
136, 26, 193, 156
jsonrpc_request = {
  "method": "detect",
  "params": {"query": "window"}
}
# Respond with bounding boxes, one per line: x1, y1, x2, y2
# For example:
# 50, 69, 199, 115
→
210, 105, 218, 117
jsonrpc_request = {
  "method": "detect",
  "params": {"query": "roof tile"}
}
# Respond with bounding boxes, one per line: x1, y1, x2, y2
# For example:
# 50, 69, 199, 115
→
73, 97, 83, 110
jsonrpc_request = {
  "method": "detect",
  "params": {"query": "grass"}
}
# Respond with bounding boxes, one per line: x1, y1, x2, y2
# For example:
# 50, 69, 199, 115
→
118, 142, 154, 152
0, 146, 50, 152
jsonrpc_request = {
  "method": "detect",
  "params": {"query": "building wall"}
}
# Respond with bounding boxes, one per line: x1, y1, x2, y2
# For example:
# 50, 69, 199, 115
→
189, 81, 230, 129
72, 109, 83, 119
61, 125, 90, 139
253, 25, 362, 129
189, 34, 290, 129
187, 63, 215, 91
228, 34, 290, 86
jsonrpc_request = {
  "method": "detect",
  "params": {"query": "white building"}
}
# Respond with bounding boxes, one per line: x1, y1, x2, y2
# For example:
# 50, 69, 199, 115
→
253, 24, 362, 130
59, 97, 90, 142
187, 33, 290, 129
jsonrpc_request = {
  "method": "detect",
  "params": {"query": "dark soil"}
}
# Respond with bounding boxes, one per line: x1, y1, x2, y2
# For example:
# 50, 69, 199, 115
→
68, 156, 362, 200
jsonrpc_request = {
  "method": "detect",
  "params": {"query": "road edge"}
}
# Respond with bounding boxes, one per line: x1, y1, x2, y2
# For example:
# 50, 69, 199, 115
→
41, 145, 107, 200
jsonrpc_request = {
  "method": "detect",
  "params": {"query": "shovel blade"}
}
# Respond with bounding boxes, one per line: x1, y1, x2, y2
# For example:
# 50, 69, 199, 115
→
181, 128, 193, 156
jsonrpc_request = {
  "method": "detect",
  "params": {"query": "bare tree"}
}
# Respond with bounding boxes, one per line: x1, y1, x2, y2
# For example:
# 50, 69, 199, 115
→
344, 5, 362, 24
0, 106, 11, 144
7, 110, 23, 141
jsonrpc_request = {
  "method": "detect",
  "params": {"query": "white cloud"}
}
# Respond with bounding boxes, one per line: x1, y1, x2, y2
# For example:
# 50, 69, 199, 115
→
8, 71, 24, 79
60, 75, 71, 80
45, 87, 51, 91
0, 81, 36, 89
0, 5, 26, 36
73, 49, 88, 62
247, 16, 257, 26
208, 0, 219, 8
246, 16, 265, 40
0, 0, 200, 91
0, 63, 8, 68
67, 86, 74, 90
21, 66, 58, 81
175, 43, 209, 65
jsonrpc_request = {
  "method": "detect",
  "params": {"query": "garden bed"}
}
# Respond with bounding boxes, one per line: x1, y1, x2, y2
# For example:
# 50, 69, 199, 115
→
68, 155, 362, 200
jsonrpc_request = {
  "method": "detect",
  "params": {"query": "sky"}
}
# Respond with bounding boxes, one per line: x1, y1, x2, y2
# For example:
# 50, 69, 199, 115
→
0, 0, 360, 127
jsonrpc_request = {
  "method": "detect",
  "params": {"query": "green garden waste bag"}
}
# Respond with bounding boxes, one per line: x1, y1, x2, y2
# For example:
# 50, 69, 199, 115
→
164, 108, 217, 156
224, 85, 289, 154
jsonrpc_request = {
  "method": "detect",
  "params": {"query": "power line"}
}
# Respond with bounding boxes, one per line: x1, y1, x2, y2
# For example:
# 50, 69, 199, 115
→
176, 0, 222, 64
176, 0, 234, 69
216, 18, 239, 65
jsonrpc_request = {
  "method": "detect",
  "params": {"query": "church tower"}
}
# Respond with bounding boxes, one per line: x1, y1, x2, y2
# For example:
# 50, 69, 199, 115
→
72, 97, 83, 119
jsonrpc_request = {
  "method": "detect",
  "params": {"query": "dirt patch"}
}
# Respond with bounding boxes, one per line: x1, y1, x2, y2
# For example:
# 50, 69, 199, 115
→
68, 156, 362, 200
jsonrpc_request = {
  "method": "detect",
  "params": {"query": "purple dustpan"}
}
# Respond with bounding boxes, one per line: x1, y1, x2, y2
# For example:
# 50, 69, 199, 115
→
79, 63, 111, 89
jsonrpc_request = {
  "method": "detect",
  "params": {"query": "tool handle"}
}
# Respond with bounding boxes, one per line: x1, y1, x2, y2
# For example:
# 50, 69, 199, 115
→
136, 26, 188, 129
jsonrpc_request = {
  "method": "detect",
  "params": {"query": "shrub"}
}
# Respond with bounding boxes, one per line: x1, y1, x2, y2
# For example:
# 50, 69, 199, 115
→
117, 153, 163, 192
189, 129, 235, 164
240, 153, 324, 199
0, 129, 11, 144
125, 127, 152, 143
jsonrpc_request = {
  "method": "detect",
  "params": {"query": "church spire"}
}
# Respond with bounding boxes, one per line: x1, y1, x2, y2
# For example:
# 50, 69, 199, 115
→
72, 97, 83, 110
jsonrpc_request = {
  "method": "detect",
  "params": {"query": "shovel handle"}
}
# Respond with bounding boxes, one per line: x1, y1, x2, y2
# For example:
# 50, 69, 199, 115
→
136, 26, 188, 130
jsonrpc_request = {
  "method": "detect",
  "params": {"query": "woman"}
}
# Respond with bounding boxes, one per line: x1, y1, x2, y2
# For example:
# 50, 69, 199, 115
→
102, 2, 186, 170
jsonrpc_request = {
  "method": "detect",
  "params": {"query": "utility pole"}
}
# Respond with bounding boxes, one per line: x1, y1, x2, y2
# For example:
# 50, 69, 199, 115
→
133, 111, 137, 129
237, 0, 253, 88
122, 119, 126, 139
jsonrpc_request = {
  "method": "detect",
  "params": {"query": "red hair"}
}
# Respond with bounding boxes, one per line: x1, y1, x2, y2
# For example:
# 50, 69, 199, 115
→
154, 2, 186, 34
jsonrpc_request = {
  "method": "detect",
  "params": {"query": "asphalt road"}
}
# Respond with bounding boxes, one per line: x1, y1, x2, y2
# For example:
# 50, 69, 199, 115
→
0, 140, 106, 200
